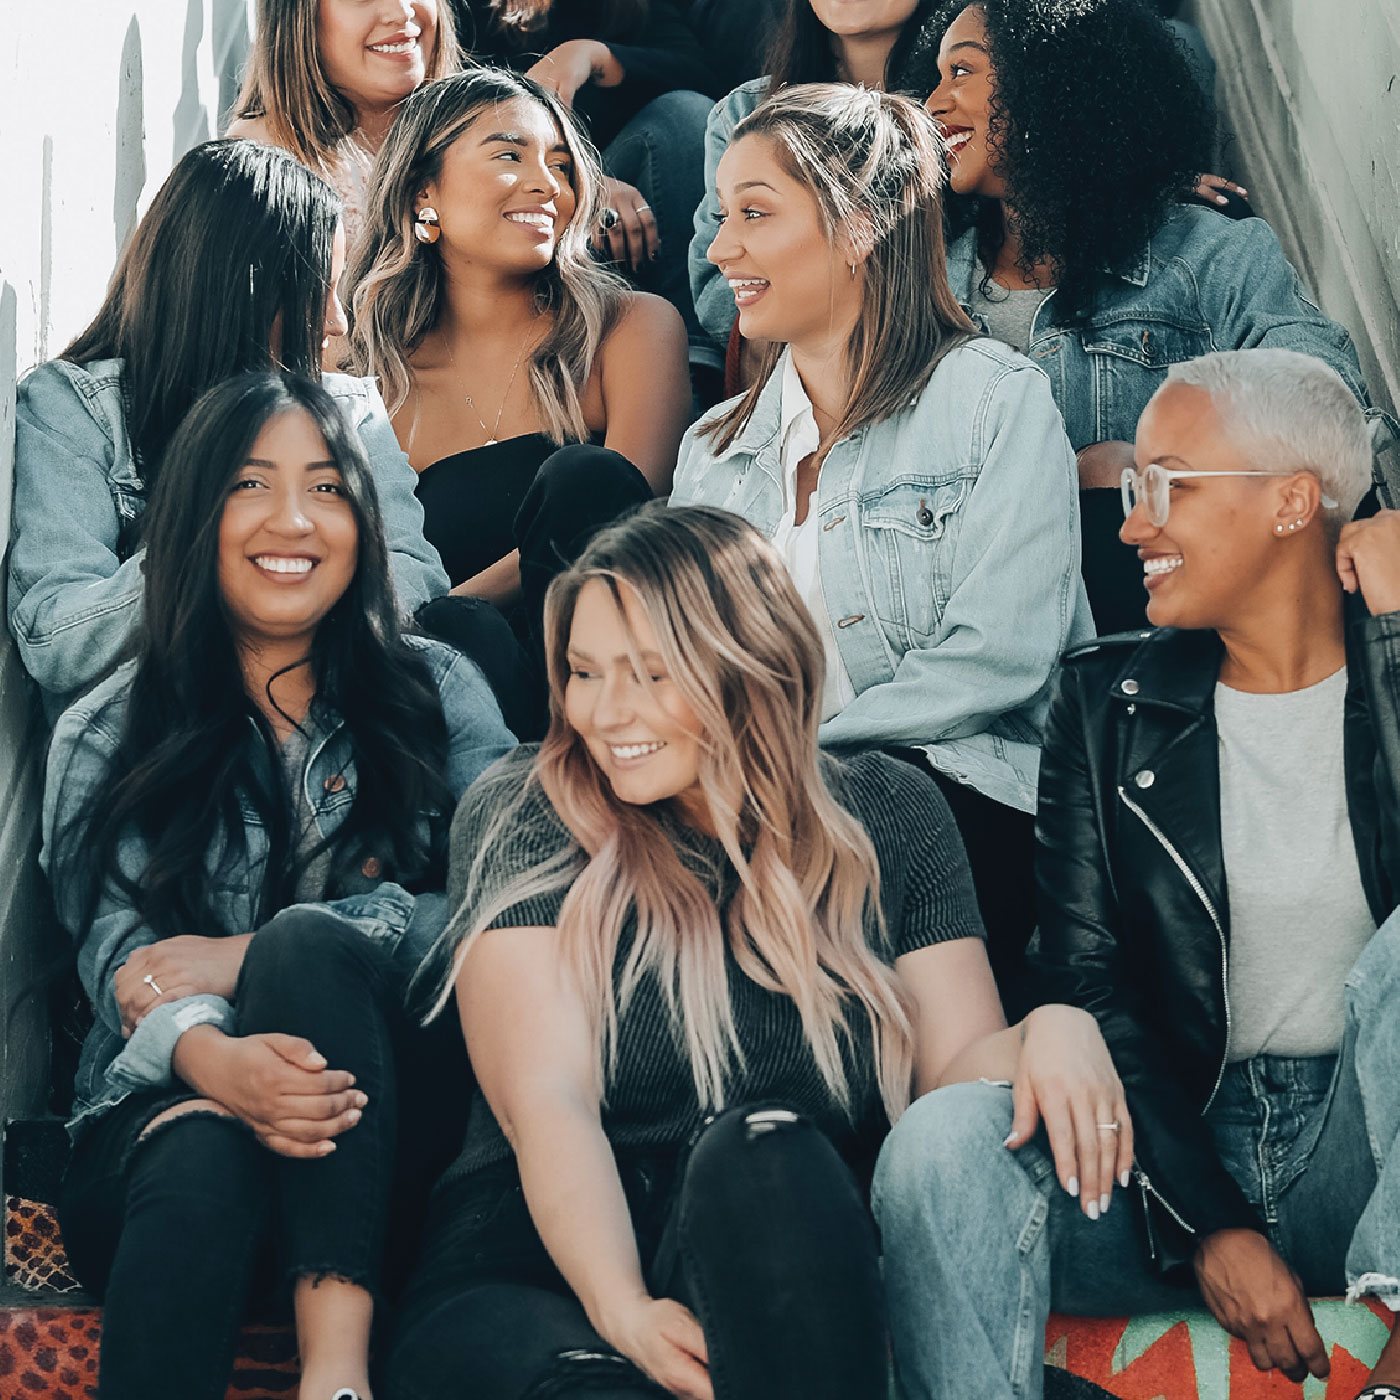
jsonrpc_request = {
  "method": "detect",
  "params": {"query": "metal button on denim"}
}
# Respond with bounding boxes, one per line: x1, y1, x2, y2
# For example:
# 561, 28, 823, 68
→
324, 774, 346, 793
1135, 769, 1155, 789
1121, 678, 1140, 695
362, 856, 382, 878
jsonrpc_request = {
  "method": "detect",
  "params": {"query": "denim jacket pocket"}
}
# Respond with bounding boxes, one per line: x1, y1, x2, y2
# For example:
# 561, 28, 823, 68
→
1081, 315, 1214, 443
860, 477, 968, 641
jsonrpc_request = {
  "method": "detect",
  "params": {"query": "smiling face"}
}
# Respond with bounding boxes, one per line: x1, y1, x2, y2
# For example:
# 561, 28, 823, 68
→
708, 133, 861, 353
416, 96, 578, 275
563, 578, 710, 827
218, 407, 359, 655
317, 0, 438, 118
1124, 382, 1293, 630
925, 4, 1006, 200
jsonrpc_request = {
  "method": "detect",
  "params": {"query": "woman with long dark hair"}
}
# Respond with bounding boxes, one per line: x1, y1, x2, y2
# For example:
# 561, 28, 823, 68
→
909, 0, 1389, 631
44, 372, 513, 1400
9, 139, 448, 720
384, 502, 1126, 1400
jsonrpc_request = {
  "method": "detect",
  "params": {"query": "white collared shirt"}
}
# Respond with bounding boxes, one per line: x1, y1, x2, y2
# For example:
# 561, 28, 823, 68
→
770, 352, 857, 722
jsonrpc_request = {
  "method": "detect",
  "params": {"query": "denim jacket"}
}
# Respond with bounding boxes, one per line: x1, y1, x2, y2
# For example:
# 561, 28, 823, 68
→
671, 339, 1095, 811
41, 636, 514, 1136
945, 207, 1400, 502
9, 357, 451, 721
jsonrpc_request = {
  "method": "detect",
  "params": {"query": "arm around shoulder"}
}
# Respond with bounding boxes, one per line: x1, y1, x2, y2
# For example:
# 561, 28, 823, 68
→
600, 293, 689, 493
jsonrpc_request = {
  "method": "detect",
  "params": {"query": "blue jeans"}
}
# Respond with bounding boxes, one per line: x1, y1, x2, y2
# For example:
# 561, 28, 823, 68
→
602, 89, 719, 368
871, 910, 1400, 1400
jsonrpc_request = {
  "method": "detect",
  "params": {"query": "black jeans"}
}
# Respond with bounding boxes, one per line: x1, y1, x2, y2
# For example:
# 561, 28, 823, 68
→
384, 1105, 888, 1400
58, 907, 470, 1400
416, 443, 653, 741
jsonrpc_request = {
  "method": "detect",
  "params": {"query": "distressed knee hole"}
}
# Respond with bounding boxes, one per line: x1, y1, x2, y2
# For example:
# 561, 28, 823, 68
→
137, 1098, 236, 1144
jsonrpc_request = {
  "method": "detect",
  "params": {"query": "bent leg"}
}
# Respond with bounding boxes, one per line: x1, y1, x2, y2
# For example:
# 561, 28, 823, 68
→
656, 1104, 886, 1400
873, 1080, 1193, 1400
77, 1109, 272, 1400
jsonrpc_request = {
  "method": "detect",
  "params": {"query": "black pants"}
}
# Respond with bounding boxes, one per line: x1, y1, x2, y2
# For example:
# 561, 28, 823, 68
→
58, 908, 471, 1400
889, 749, 1038, 1019
384, 1105, 888, 1400
417, 443, 652, 741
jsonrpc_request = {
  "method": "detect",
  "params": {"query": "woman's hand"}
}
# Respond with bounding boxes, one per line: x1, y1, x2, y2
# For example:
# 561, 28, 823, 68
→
593, 177, 660, 271
1194, 1229, 1329, 1382
1006, 1004, 1133, 1219
526, 39, 624, 107
1193, 172, 1249, 208
172, 1025, 366, 1159
601, 1294, 712, 1400
116, 933, 254, 1034
1337, 511, 1400, 615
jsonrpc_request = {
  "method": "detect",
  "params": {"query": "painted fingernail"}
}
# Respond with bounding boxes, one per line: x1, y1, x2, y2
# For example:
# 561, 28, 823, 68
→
1003, 1131, 1018, 1147
1086, 1200, 1099, 1221
346, 1108, 361, 1124
1216, 194, 1228, 205
1100, 1193, 1111, 1215
309, 1053, 327, 1067
1120, 1170, 1131, 1189
319, 1141, 336, 1154
1067, 1176, 1079, 1198
354, 1092, 368, 1108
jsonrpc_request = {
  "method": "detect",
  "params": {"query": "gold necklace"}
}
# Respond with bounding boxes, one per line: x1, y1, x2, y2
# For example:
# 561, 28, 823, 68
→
460, 338, 530, 447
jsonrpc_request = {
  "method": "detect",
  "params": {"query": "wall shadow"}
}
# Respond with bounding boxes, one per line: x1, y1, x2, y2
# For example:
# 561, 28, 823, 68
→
114, 13, 147, 258
173, 0, 211, 161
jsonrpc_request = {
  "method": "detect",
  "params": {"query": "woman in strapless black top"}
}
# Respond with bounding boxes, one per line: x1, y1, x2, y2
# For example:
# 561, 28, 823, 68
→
346, 69, 691, 732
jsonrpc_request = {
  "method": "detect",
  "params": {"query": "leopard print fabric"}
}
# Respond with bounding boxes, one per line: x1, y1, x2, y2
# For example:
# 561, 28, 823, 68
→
4, 1198, 80, 1295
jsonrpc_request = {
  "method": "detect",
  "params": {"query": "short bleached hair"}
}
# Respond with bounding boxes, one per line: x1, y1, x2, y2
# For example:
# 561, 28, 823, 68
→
1163, 348, 1372, 522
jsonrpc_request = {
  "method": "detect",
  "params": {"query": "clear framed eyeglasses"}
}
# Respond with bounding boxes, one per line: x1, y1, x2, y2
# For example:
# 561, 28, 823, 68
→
1120, 463, 1338, 528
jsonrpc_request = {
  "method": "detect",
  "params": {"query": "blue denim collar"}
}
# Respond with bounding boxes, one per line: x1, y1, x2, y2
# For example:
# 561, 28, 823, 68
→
946, 222, 1153, 307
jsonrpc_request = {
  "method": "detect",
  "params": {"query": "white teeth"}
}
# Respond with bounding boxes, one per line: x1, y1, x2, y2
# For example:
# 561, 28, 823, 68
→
1143, 556, 1183, 577
254, 556, 314, 575
944, 131, 972, 152
506, 212, 553, 229
369, 39, 417, 53
727, 278, 768, 289
610, 742, 666, 760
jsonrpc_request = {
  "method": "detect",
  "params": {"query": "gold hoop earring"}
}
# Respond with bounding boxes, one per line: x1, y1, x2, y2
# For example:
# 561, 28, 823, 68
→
413, 207, 441, 245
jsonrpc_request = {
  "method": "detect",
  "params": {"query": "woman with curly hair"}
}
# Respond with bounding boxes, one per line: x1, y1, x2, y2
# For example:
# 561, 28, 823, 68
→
911, 0, 1387, 632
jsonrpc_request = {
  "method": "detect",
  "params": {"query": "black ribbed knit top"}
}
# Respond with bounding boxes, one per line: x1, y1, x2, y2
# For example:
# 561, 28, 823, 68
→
439, 746, 983, 1184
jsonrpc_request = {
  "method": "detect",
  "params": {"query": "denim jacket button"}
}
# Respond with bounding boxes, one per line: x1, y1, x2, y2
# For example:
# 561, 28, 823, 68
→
836, 614, 865, 629
1121, 678, 1139, 696
1135, 769, 1155, 789
324, 774, 347, 793
362, 856, 382, 878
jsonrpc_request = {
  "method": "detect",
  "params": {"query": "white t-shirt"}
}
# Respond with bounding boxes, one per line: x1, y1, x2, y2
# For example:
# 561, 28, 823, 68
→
771, 352, 857, 723
1216, 666, 1375, 1060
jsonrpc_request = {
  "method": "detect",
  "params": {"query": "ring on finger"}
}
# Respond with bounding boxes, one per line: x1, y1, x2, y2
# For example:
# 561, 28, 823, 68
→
1096, 1121, 1121, 1133
143, 972, 164, 999
634, 202, 651, 213
600, 206, 620, 230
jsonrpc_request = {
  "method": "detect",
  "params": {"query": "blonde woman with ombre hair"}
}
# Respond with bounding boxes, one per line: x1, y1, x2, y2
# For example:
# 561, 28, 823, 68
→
228, 0, 459, 251
345, 68, 689, 737
384, 502, 1127, 1400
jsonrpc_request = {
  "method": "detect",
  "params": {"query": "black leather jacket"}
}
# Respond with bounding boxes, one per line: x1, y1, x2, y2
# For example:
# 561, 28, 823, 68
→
1032, 605, 1400, 1272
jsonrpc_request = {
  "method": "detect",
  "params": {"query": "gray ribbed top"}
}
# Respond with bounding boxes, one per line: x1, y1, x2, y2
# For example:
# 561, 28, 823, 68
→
438, 747, 984, 1185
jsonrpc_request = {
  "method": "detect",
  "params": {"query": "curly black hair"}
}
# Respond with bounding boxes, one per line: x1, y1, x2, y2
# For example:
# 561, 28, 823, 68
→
900, 0, 1214, 319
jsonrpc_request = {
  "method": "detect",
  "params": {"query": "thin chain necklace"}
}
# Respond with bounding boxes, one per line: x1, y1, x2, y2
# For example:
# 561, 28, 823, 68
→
458, 336, 531, 447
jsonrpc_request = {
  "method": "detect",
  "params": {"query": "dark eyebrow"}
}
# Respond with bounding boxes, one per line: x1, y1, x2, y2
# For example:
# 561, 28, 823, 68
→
479, 130, 527, 146
242, 458, 339, 470
733, 179, 777, 194
946, 40, 989, 56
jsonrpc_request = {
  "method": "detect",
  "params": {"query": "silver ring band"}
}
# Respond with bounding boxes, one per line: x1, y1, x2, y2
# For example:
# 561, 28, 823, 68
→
143, 972, 164, 998
1096, 1122, 1121, 1133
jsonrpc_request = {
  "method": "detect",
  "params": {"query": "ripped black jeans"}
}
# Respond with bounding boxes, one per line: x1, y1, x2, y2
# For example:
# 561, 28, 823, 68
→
384, 1105, 888, 1400
58, 907, 470, 1400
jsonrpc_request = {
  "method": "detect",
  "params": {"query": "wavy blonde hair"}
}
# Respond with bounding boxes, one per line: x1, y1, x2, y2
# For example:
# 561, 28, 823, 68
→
705, 82, 975, 453
436, 504, 916, 1121
231, 0, 460, 175
344, 69, 628, 437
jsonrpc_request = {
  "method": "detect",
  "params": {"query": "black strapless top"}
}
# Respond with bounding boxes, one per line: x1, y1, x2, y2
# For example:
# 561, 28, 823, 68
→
414, 433, 560, 588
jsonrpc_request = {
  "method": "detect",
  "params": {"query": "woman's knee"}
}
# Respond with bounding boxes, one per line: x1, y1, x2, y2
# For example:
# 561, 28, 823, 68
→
871, 1080, 1017, 1223
240, 907, 387, 993
126, 1110, 269, 1218
527, 444, 652, 518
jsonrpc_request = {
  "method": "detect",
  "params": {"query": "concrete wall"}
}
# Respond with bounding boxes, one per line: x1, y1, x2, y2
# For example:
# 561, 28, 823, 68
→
0, 2, 251, 1139
1192, 0, 1400, 421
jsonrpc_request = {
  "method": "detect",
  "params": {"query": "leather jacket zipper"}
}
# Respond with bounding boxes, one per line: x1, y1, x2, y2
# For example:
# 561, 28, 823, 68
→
1117, 785, 1230, 1113
1134, 1165, 1197, 1245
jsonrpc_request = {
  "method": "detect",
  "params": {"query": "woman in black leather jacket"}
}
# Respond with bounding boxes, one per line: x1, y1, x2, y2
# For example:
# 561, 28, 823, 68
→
872, 347, 1400, 1400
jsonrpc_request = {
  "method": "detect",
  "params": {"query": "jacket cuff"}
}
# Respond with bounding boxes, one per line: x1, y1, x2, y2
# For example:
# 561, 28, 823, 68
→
104, 994, 235, 1092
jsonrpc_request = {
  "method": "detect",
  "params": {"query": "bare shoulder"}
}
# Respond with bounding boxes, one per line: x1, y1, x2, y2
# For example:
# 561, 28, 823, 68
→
225, 115, 277, 146
603, 291, 687, 362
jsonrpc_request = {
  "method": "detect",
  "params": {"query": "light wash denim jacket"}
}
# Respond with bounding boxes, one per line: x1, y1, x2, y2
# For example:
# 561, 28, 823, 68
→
689, 77, 767, 346
41, 636, 514, 1137
9, 357, 451, 721
671, 338, 1095, 812
945, 206, 1400, 500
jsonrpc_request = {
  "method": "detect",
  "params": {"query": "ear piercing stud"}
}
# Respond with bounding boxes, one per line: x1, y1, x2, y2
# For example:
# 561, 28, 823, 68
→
1275, 520, 1304, 534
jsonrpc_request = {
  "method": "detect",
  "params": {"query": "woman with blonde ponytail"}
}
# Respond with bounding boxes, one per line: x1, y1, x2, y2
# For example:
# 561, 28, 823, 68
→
385, 502, 1125, 1400
673, 83, 1095, 1013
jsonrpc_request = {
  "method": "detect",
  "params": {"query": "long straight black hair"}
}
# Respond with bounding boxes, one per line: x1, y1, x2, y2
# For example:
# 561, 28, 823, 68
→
764, 0, 933, 90
66, 373, 452, 945
63, 140, 341, 487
